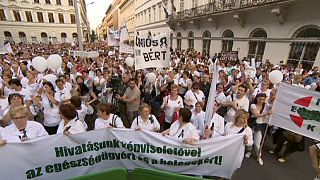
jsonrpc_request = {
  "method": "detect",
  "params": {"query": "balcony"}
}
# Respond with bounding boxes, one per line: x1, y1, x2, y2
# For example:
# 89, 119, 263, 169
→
168, 0, 295, 22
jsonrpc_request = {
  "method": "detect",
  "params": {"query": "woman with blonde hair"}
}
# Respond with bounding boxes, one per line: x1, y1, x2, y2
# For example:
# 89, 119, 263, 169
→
131, 103, 160, 132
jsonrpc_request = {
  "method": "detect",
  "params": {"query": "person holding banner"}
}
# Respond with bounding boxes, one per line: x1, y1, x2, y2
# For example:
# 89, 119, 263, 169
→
247, 93, 272, 165
131, 103, 160, 132
94, 103, 124, 129
162, 108, 199, 144
57, 103, 86, 135
203, 103, 225, 139
190, 102, 206, 137
0, 106, 48, 142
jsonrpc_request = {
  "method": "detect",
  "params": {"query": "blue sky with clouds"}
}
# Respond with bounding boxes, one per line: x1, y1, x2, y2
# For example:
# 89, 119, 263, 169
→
86, 0, 113, 30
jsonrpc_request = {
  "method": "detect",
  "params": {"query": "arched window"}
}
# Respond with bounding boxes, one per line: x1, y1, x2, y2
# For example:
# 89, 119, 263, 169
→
72, 32, 78, 42
202, 30, 211, 56
41, 32, 48, 43
248, 28, 267, 61
176, 32, 182, 51
188, 31, 194, 49
222, 30, 234, 52
288, 25, 320, 70
19, 32, 27, 43
61, 32, 67, 43
4, 31, 13, 42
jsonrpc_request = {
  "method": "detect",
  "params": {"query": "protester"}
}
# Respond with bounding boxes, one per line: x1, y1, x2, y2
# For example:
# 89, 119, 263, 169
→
94, 103, 124, 129
56, 103, 86, 135
309, 144, 320, 180
0, 106, 48, 142
131, 103, 160, 132
162, 108, 199, 144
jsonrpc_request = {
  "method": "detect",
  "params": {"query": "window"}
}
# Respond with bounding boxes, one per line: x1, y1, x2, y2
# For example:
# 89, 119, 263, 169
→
45, 0, 51, 4
287, 26, 320, 70
180, 0, 184, 12
148, 9, 151, 23
188, 31, 194, 49
61, 33, 67, 43
41, 32, 48, 43
158, 5, 162, 21
4, 31, 13, 42
202, 30, 211, 56
48, 13, 54, 23
72, 33, 78, 42
192, 0, 198, 8
68, 0, 74, 6
70, 14, 75, 24
37, 12, 44, 23
31, 36, 37, 43
52, 37, 57, 43
56, 0, 61, 5
19, 32, 27, 43
222, 30, 234, 52
13, 10, 21, 22
0, 9, 6, 21
58, 13, 64, 23
25, 11, 33, 22
34, 0, 39, 3
153, 6, 156, 22
176, 32, 182, 51
248, 28, 267, 61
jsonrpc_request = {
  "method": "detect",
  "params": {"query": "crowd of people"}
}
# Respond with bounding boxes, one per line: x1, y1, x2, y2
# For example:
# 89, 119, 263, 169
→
0, 41, 319, 178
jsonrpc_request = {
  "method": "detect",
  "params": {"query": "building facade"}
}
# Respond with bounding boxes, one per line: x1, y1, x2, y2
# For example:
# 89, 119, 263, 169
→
134, 0, 171, 37
119, 0, 135, 41
0, 0, 89, 44
168, 0, 320, 69
101, 0, 122, 37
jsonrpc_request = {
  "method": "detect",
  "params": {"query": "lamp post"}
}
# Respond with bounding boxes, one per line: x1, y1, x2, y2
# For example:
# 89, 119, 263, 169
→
74, 0, 94, 51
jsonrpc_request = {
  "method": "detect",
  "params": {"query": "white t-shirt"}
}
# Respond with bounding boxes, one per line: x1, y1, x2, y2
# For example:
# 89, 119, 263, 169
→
42, 93, 61, 127
223, 94, 250, 122
216, 92, 226, 104
191, 110, 205, 136
56, 88, 72, 102
184, 90, 205, 111
0, 98, 9, 120
250, 103, 272, 124
224, 122, 253, 146
169, 121, 200, 141
0, 121, 48, 142
178, 78, 191, 94
130, 115, 160, 131
162, 95, 184, 123
57, 118, 86, 135
206, 113, 225, 138
76, 104, 94, 129
94, 114, 124, 129
252, 88, 271, 99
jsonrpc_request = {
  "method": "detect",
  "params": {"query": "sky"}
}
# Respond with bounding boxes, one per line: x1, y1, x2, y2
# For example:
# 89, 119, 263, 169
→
86, 0, 113, 31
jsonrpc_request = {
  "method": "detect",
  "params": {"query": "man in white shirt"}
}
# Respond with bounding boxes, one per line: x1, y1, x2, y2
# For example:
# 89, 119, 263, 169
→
55, 79, 71, 104
0, 106, 48, 143
222, 84, 250, 123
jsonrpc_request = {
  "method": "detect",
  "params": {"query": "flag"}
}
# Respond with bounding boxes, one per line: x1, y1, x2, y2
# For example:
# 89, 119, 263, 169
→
269, 83, 320, 140
0, 43, 13, 54
204, 61, 218, 127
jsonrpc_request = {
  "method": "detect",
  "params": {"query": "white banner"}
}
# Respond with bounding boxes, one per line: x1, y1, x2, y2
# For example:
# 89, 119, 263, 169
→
0, 129, 245, 179
107, 28, 120, 46
119, 43, 134, 54
73, 51, 99, 58
269, 83, 320, 140
135, 33, 170, 70
0, 43, 13, 54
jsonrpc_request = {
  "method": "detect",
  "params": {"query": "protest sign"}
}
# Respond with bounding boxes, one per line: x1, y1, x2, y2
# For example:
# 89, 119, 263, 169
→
107, 28, 120, 46
135, 33, 170, 70
269, 83, 320, 140
0, 43, 13, 54
0, 129, 245, 179
219, 51, 238, 62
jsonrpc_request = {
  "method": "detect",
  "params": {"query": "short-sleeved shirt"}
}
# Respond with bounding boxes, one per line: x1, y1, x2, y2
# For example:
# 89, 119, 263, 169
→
94, 114, 124, 129
57, 118, 86, 135
0, 121, 48, 142
124, 86, 140, 112
130, 115, 160, 131
169, 121, 200, 141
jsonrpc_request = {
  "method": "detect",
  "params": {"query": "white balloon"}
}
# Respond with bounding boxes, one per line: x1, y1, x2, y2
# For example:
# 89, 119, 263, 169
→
269, 70, 283, 84
32, 56, 47, 73
43, 74, 58, 87
125, 57, 134, 67
47, 54, 62, 70
108, 51, 113, 56
147, 73, 157, 83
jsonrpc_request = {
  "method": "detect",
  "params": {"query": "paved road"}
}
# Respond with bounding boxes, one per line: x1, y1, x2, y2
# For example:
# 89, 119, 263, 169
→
233, 135, 314, 180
